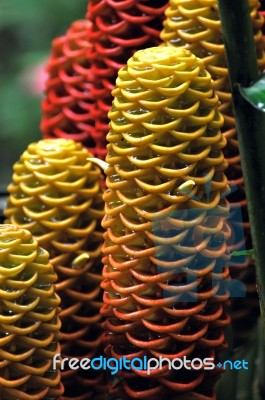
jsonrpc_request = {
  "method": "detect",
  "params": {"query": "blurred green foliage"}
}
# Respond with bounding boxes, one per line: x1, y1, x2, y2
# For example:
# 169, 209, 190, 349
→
0, 0, 87, 189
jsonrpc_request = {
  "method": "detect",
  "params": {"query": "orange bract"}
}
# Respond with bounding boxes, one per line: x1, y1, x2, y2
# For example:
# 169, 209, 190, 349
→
102, 46, 230, 400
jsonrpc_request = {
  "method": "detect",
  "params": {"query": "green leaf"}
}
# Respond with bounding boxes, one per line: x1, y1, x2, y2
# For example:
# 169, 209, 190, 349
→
231, 249, 254, 256
240, 74, 265, 111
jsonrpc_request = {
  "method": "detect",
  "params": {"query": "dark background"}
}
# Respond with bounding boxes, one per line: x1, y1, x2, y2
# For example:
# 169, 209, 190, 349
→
0, 0, 86, 190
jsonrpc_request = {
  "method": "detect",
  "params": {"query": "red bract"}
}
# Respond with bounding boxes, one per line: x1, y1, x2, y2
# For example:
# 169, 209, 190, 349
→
86, 0, 168, 157
41, 2, 169, 159
41, 20, 107, 158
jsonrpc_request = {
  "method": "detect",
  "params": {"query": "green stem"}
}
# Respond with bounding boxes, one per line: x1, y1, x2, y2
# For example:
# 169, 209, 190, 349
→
256, 318, 265, 396
236, 327, 258, 400
217, 0, 258, 86
217, 0, 265, 343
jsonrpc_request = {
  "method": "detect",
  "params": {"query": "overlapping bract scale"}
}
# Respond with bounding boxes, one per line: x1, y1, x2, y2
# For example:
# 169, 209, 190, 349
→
101, 46, 231, 400
161, 0, 265, 176
85, 0, 168, 157
4, 139, 105, 399
41, 1, 169, 159
0, 224, 63, 400
161, 0, 265, 344
40, 21, 103, 156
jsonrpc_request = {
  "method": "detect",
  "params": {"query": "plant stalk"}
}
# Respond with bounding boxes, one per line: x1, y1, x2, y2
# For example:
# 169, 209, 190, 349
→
217, 0, 265, 334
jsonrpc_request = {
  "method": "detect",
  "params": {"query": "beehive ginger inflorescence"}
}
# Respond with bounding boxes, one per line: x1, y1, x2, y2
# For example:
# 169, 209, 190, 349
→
160, 0, 265, 343
4, 138, 105, 399
41, 1, 169, 160
40, 20, 103, 156
0, 224, 62, 400
160, 0, 264, 203
101, 46, 231, 400
85, 0, 169, 157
